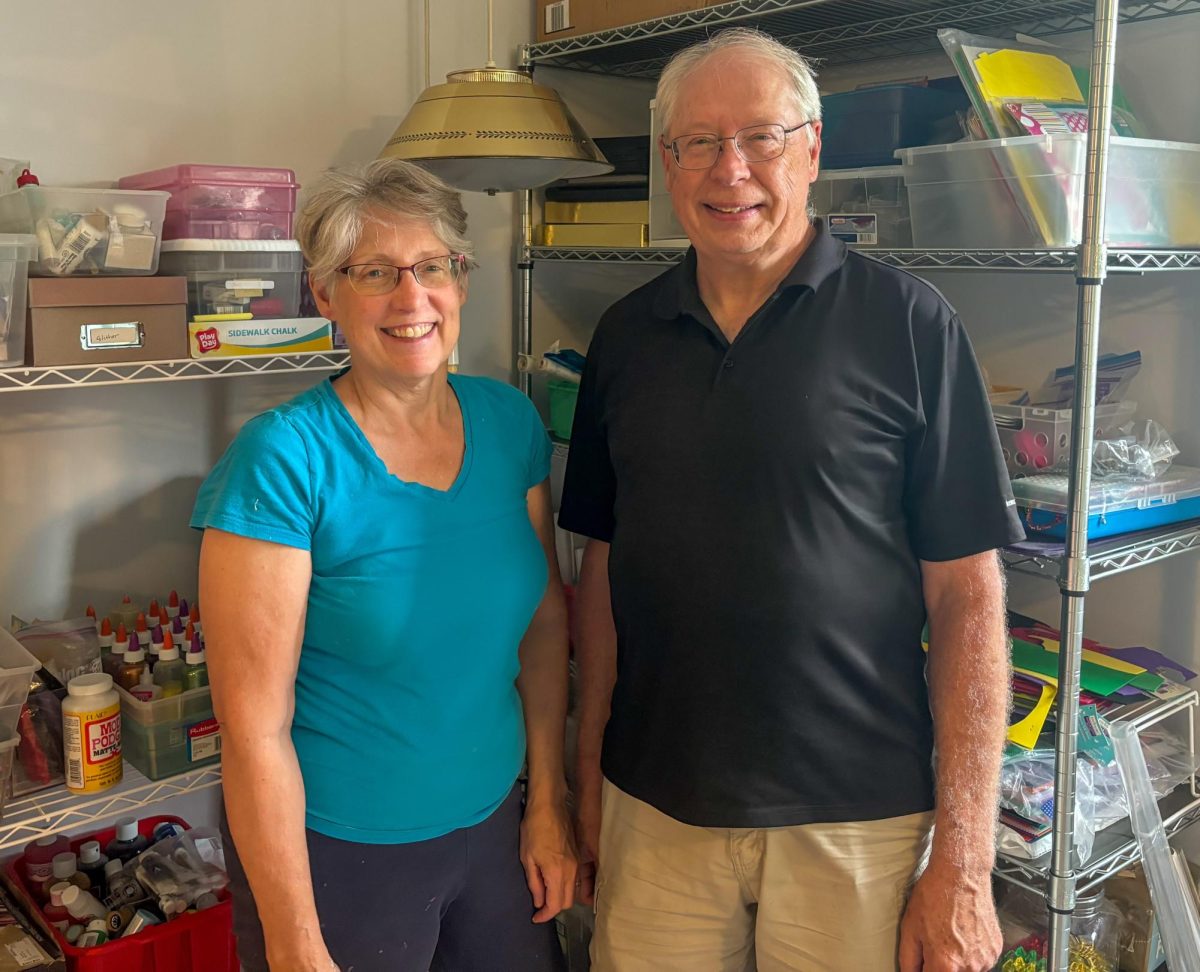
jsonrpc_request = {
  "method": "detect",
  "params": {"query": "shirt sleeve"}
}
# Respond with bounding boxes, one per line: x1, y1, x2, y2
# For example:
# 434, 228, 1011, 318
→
904, 315, 1026, 561
190, 410, 316, 550
558, 322, 617, 542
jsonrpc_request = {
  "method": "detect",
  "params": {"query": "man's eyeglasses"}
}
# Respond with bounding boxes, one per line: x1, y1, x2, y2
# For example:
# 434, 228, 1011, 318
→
663, 122, 812, 170
336, 254, 467, 296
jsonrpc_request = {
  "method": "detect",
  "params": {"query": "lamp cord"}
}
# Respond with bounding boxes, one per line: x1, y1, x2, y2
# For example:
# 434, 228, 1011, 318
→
486, 0, 495, 67
424, 0, 430, 87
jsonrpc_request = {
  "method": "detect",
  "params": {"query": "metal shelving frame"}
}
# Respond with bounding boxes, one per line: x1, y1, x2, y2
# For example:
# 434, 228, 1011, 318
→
520, 2, 1200, 968
0, 350, 350, 394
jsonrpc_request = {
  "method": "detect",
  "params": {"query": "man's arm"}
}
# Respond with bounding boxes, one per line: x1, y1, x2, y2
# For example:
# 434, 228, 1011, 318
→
572, 538, 618, 906
899, 549, 1009, 972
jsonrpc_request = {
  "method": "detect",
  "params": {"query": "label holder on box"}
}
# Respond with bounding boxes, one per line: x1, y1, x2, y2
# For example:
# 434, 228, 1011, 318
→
79, 322, 144, 351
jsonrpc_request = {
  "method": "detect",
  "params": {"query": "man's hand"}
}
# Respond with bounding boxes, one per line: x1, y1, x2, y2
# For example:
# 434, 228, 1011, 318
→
521, 795, 579, 923
573, 758, 604, 906
898, 862, 1002, 972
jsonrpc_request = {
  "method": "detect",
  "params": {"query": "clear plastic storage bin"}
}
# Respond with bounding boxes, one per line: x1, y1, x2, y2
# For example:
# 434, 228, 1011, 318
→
1012, 464, 1200, 540
0, 187, 169, 275
158, 240, 302, 320
809, 166, 911, 247
897, 135, 1200, 248
0, 234, 37, 368
118, 164, 299, 212
117, 684, 220, 780
994, 400, 1137, 476
0, 630, 40, 745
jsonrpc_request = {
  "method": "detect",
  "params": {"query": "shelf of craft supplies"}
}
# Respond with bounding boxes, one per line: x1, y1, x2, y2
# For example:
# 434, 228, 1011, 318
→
1003, 520, 1200, 582
0, 350, 350, 393
0, 762, 222, 854
529, 246, 1200, 273
994, 687, 1200, 896
525, 0, 1200, 75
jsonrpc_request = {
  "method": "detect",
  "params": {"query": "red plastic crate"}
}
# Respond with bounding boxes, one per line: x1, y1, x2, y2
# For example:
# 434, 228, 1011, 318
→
5, 814, 237, 972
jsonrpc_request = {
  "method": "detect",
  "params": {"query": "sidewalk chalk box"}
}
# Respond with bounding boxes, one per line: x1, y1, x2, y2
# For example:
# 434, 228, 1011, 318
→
188, 317, 333, 358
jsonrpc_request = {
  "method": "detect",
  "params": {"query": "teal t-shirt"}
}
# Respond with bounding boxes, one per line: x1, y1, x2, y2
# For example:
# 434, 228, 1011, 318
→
190, 372, 552, 843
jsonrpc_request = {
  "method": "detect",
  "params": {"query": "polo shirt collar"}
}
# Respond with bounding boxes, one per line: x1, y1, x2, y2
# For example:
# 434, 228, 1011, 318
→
651, 217, 847, 321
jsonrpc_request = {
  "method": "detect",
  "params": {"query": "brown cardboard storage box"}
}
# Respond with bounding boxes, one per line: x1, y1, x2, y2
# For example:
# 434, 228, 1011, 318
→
536, 0, 722, 42
26, 276, 187, 366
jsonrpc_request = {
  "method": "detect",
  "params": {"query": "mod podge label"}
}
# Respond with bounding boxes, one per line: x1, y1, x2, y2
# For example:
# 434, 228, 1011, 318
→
64, 703, 122, 792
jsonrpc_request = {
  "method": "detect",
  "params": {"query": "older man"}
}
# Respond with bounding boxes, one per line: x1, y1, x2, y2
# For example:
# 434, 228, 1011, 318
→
559, 28, 1025, 972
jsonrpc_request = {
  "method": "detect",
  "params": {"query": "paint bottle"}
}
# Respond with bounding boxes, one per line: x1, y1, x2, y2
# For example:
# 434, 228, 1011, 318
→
50, 853, 89, 893
103, 859, 144, 908
184, 637, 208, 690
134, 612, 150, 649
60, 885, 106, 922
121, 908, 160, 938
147, 597, 160, 623
78, 918, 108, 947
157, 605, 171, 635
63, 673, 122, 794
43, 883, 72, 932
148, 624, 164, 670
104, 904, 135, 935
115, 622, 128, 652
116, 638, 145, 692
166, 590, 180, 621
152, 820, 185, 842
179, 597, 190, 622
77, 841, 108, 900
23, 834, 70, 894
110, 595, 139, 630
105, 818, 149, 865
130, 667, 162, 702
153, 646, 185, 698
188, 602, 202, 639
100, 621, 124, 680
97, 618, 114, 654
171, 615, 185, 651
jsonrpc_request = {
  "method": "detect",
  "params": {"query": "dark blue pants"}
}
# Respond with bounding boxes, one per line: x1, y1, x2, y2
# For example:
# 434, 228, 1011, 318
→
222, 784, 565, 972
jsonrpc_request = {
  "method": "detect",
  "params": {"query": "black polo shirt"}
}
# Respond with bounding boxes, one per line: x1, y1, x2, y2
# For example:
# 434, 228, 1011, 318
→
558, 220, 1025, 828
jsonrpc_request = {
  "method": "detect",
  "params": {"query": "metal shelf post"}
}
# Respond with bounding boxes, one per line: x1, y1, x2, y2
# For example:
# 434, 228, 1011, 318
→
1047, 0, 1120, 965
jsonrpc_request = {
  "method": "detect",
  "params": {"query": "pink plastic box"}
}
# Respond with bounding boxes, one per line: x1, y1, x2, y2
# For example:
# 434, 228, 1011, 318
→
119, 164, 299, 213
162, 209, 293, 241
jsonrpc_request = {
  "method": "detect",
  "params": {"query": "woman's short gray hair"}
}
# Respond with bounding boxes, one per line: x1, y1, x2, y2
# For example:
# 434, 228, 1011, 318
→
296, 158, 474, 287
655, 28, 821, 144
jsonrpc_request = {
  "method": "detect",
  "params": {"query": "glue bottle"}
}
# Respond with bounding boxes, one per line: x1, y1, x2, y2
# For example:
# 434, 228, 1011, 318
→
184, 636, 208, 690
130, 667, 161, 703
116, 639, 146, 692
63, 674, 122, 793
153, 646, 185, 698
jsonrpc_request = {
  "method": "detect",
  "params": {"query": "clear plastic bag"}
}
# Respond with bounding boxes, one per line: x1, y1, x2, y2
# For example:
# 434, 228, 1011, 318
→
1085, 419, 1180, 480
12, 617, 101, 686
133, 828, 228, 915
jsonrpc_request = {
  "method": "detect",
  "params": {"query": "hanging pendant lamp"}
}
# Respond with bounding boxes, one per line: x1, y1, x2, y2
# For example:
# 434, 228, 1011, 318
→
380, 0, 611, 193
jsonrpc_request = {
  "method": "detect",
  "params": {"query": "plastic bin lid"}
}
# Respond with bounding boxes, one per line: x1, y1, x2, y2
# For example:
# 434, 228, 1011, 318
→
0, 185, 169, 198
1012, 464, 1200, 516
0, 233, 38, 259
816, 165, 906, 182
0, 628, 41, 676
119, 164, 299, 189
160, 239, 301, 252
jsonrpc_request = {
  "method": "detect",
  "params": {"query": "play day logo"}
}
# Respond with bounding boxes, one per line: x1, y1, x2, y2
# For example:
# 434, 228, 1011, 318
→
196, 327, 221, 354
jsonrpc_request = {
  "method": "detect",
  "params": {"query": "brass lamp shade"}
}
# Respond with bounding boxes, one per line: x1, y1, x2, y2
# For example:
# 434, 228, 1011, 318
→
381, 68, 612, 193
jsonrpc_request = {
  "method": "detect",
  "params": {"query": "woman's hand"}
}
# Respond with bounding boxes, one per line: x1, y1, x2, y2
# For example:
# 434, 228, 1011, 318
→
266, 940, 340, 972
520, 795, 579, 923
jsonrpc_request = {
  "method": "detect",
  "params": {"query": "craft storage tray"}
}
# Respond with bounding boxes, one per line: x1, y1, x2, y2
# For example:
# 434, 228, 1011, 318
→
897, 135, 1200, 248
118, 164, 298, 213
158, 240, 302, 320
1013, 464, 1200, 540
809, 166, 911, 247
821, 83, 967, 169
0, 233, 36, 368
993, 400, 1137, 476
116, 685, 220, 780
162, 208, 293, 241
0, 187, 169, 276
6, 814, 237, 972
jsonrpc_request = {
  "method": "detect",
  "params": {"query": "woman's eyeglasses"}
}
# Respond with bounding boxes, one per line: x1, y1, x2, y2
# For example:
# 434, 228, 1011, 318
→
336, 254, 466, 296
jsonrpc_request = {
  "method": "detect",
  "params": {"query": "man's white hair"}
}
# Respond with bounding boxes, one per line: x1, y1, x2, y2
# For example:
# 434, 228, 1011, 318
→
655, 28, 821, 146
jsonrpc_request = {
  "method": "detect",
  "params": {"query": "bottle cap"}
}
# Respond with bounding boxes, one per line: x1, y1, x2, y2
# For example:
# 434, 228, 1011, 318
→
158, 646, 181, 662
121, 595, 132, 605
99, 618, 113, 637
60, 885, 82, 907
190, 603, 201, 622
186, 646, 205, 665
79, 841, 102, 865
16, 168, 39, 188
135, 613, 148, 632
127, 632, 139, 654
150, 626, 164, 647
148, 598, 160, 617
168, 590, 179, 607
85, 605, 96, 620
179, 597, 190, 618
138, 667, 155, 686
65, 924, 83, 944
68, 673, 114, 697
51, 852, 77, 879
172, 616, 184, 634
85, 917, 108, 933
115, 818, 139, 843
184, 620, 195, 642
116, 622, 128, 644
103, 859, 123, 879
35, 835, 59, 848
122, 646, 146, 664
48, 883, 70, 906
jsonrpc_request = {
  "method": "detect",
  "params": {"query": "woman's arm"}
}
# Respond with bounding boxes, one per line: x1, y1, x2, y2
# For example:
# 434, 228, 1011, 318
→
200, 528, 337, 972
516, 480, 578, 923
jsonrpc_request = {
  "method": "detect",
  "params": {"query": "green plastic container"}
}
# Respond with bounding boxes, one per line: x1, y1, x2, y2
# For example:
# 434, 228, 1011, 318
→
548, 380, 580, 441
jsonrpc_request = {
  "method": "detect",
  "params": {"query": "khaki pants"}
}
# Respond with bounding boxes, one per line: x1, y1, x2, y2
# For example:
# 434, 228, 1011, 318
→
591, 780, 933, 972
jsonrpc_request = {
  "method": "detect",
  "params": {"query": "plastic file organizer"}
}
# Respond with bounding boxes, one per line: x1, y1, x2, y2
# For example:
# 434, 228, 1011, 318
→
0, 187, 169, 276
116, 685, 220, 781
6, 814, 237, 972
0, 233, 36, 368
808, 166, 911, 247
157, 240, 302, 321
896, 135, 1200, 248
1012, 465, 1200, 540
993, 400, 1137, 477
119, 164, 299, 242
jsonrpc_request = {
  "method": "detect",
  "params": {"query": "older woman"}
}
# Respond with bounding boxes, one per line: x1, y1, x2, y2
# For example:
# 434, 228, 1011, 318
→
191, 158, 574, 972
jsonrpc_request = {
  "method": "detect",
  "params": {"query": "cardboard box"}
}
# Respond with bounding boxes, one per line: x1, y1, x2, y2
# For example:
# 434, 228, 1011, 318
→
0, 878, 64, 971
188, 317, 333, 358
25, 277, 187, 366
536, 0, 721, 42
